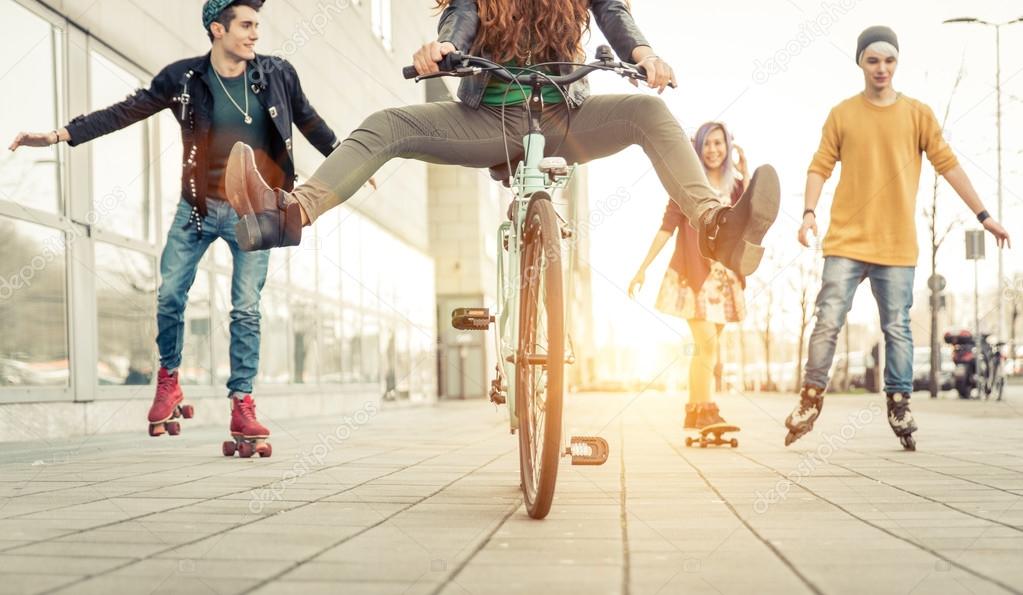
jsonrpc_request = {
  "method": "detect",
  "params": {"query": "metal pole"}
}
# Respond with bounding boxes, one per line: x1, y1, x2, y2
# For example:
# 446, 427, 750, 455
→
995, 24, 1005, 341
975, 260, 981, 341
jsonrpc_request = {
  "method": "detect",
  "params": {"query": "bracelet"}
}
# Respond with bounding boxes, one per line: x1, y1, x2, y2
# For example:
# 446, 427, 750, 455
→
50, 130, 60, 145
977, 210, 990, 224
803, 209, 816, 218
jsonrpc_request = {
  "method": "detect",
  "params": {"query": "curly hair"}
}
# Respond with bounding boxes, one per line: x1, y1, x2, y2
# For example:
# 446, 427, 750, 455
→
434, 0, 593, 64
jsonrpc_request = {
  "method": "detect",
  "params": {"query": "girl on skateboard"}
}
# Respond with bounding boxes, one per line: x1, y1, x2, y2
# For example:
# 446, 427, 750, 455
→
629, 121, 747, 435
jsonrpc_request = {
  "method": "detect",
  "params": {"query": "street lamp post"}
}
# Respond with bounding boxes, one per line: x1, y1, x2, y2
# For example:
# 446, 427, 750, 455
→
943, 16, 1023, 342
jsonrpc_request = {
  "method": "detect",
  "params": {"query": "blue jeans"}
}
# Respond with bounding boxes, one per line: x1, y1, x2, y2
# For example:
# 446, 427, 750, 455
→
804, 256, 915, 394
156, 199, 270, 394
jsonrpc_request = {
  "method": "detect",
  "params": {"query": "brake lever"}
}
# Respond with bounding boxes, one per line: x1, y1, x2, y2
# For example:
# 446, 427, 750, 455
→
414, 66, 482, 82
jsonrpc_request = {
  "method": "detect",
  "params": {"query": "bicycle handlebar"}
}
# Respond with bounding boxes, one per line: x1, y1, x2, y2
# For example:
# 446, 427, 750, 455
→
402, 44, 668, 88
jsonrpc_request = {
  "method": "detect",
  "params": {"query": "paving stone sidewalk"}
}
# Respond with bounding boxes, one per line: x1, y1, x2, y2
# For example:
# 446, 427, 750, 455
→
1, 388, 1022, 595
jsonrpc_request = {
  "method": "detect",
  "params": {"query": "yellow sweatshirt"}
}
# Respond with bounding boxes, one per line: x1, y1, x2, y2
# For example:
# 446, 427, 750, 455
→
808, 93, 959, 266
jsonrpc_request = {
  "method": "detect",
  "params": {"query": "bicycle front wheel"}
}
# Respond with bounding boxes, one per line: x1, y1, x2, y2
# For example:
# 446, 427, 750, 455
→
516, 195, 565, 520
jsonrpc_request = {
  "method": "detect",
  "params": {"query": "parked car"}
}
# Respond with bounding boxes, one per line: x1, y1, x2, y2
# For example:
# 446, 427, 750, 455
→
912, 346, 954, 392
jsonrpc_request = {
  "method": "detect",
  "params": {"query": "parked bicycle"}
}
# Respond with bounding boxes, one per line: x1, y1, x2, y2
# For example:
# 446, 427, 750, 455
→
944, 329, 1006, 401
403, 46, 652, 518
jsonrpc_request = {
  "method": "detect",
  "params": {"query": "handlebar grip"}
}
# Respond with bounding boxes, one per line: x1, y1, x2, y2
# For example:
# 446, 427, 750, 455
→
402, 52, 467, 80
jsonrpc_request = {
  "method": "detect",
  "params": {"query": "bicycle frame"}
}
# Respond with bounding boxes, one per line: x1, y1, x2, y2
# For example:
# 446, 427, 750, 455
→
492, 97, 576, 433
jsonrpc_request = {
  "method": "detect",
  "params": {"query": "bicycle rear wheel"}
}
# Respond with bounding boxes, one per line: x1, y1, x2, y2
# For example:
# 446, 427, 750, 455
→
516, 194, 565, 520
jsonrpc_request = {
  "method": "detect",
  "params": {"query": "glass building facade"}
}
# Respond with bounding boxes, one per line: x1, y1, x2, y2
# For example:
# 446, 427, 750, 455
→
0, 0, 437, 405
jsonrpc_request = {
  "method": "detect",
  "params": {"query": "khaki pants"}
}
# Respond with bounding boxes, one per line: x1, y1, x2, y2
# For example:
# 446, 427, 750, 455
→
293, 94, 722, 225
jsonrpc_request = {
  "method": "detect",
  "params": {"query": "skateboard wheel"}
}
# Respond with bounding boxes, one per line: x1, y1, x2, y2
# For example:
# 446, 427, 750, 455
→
685, 437, 693, 447
238, 442, 255, 458
730, 438, 738, 448
257, 443, 272, 458
180, 405, 194, 419
166, 422, 181, 436
699, 439, 708, 448
222, 440, 236, 456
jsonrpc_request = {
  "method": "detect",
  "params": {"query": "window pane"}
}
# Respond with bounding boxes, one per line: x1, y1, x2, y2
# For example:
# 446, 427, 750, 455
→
158, 112, 183, 239
90, 51, 150, 242
361, 310, 380, 384
292, 300, 318, 384
342, 307, 361, 383
291, 240, 317, 293
258, 289, 290, 384
0, 216, 68, 387
339, 208, 361, 306
266, 247, 289, 287
213, 274, 230, 388
318, 211, 342, 297
0, 2, 61, 214
319, 306, 343, 383
95, 243, 156, 385
179, 269, 212, 385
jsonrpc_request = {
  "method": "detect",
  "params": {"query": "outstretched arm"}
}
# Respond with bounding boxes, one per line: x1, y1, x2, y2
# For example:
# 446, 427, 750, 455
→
943, 165, 1011, 248
9, 128, 69, 151
54, 65, 175, 148
285, 61, 340, 158
629, 229, 672, 298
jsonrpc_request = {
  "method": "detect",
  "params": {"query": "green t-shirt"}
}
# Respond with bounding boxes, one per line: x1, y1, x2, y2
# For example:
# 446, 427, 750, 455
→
481, 64, 566, 107
206, 67, 272, 200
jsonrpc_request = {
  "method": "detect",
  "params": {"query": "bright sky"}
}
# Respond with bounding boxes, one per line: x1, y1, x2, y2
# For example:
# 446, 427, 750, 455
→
583, 0, 1023, 360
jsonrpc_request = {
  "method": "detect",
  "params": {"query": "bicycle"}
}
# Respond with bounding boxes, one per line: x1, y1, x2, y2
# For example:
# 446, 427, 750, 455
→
403, 45, 650, 518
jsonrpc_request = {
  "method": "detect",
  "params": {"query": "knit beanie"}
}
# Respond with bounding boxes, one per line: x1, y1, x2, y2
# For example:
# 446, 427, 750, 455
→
856, 26, 899, 64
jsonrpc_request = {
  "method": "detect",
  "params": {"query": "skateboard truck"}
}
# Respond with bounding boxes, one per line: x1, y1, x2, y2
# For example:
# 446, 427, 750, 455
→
565, 436, 609, 465
685, 423, 740, 448
452, 307, 493, 330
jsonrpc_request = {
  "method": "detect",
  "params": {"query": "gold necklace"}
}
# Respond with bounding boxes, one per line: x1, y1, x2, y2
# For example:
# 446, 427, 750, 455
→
212, 66, 252, 125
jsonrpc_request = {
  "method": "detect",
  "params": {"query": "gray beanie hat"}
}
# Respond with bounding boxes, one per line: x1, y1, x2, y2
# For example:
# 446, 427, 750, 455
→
856, 26, 899, 64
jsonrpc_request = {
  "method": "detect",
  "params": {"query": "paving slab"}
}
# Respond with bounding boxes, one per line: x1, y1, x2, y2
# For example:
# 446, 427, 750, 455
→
1, 388, 1021, 594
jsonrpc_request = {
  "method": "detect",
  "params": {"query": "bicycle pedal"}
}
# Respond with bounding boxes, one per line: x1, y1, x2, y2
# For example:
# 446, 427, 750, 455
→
452, 307, 492, 330
566, 436, 609, 466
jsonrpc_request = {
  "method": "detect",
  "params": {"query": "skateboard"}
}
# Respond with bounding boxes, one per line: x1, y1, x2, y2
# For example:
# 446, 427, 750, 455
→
685, 423, 740, 448
148, 403, 194, 437
222, 434, 272, 458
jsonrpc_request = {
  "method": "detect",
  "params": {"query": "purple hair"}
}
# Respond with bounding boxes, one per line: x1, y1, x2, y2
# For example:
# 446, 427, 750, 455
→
692, 121, 736, 199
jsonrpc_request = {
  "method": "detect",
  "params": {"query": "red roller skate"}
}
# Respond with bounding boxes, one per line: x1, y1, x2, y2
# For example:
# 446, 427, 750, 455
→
147, 368, 194, 437
223, 394, 272, 458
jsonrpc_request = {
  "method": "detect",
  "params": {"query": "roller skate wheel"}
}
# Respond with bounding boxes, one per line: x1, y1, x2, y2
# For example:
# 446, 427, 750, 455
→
149, 423, 164, 437
238, 441, 255, 458
257, 443, 272, 458
166, 422, 181, 436
222, 440, 237, 456
180, 404, 195, 419
699, 438, 708, 448
685, 437, 693, 447
730, 438, 738, 448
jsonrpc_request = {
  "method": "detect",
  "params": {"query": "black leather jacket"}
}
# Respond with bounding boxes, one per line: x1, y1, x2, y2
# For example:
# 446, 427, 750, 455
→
65, 53, 339, 219
436, 0, 650, 109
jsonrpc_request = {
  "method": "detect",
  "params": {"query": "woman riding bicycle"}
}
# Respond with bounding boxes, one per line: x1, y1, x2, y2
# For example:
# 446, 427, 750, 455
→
226, 0, 780, 277
629, 122, 749, 433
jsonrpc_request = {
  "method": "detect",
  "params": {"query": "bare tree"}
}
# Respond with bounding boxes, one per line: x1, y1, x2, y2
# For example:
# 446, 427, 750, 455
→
791, 254, 821, 391
924, 60, 966, 398
750, 255, 783, 392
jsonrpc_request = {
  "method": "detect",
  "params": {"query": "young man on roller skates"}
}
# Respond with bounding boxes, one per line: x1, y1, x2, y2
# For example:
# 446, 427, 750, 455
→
9, 0, 344, 455
784, 26, 1011, 450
